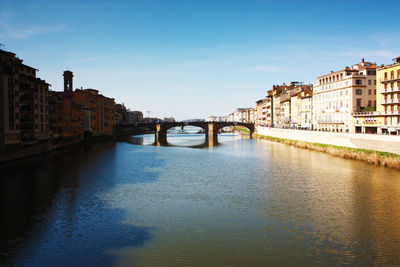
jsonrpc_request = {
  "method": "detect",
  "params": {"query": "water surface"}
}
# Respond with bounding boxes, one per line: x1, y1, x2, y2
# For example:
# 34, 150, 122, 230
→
1, 131, 400, 266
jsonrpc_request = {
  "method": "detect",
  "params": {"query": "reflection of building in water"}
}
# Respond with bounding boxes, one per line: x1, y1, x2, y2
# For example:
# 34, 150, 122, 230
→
350, 166, 400, 265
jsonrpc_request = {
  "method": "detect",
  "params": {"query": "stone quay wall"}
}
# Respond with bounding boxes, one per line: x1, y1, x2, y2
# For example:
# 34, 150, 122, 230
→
256, 126, 400, 155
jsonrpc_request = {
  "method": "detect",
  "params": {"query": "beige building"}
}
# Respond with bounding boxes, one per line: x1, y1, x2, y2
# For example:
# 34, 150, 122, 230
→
353, 57, 400, 134
313, 59, 377, 133
298, 89, 313, 130
255, 98, 267, 126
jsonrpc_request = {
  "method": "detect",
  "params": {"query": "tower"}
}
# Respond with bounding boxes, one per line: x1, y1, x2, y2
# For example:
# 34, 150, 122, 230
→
63, 70, 73, 93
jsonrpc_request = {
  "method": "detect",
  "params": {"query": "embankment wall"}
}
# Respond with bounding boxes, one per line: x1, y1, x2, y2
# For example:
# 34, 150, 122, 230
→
256, 126, 400, 155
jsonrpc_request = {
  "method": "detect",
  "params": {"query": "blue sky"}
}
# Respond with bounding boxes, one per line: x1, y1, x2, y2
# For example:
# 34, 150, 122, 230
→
1, 0, 399, 120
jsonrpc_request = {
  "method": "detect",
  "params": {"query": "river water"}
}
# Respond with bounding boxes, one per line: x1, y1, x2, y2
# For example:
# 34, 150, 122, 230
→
1, 129, 400, 266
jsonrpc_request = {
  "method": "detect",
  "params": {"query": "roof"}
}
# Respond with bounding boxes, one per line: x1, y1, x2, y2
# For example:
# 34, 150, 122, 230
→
21, 63, 38, 71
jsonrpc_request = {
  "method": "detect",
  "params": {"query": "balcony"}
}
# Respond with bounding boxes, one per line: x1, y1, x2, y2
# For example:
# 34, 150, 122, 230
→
380, 76, 400, 83
381, 99, 400, 105
317, 120, 345, 124
381, 87, 400, 94
383, 110, 399, 115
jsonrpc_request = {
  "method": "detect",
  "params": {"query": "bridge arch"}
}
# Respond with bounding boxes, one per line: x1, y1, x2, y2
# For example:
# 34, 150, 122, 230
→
117, 121, 255, 146
212, 122, 255, 137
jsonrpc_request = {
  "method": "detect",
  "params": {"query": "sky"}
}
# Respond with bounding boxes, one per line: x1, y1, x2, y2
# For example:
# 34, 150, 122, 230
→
1, 0, 399, 120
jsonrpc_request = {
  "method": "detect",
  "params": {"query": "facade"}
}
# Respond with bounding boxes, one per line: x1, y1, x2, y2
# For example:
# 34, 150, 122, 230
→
73, 88, 115, 136
377, 57, 400, 134
298, 89, 313, 130
265, 91, 273, 126
255, 99, 267, 126
115, 104, 129, 125
313, 59, 377, 133
129, 111, 143, 124
0, 49, 51, 146
51, 71, 83, 139
353, 57, 400, 134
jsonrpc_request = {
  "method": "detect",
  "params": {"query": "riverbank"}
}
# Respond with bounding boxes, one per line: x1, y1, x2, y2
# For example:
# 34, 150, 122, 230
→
0, 135, 115, 164
255, 126, 400, 169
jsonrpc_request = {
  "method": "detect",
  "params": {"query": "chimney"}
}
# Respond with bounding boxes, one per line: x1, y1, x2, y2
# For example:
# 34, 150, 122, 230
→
362, 58, 365, 63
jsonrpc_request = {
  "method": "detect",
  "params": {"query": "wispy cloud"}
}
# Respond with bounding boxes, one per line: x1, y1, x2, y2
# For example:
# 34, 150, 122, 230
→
0, 9, 66, 40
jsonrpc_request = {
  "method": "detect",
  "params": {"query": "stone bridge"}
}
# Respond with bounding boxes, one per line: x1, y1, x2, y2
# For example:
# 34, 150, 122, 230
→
117, 121, 255, 146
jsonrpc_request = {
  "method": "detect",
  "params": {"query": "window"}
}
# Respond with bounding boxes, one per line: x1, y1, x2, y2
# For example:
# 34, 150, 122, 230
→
356, 98, 362, 107
356, 89, 363, 95
369, 89, 372, 95
368, 100, 372, 107
368, 80, 372, 85
374, 80, 376, 85
355, 79, 362, 85
374, 89, 376, 94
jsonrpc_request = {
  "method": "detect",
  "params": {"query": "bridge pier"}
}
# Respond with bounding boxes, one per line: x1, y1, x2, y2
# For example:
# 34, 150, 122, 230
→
155, 124, 167, 146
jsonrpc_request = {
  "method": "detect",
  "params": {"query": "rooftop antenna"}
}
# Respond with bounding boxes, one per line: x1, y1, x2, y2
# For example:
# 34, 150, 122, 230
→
147, 111, 151, 118
0, 43, 5, 50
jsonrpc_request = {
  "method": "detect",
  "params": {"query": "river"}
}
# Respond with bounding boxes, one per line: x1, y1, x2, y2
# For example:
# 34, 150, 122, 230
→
1, 128, 400, 266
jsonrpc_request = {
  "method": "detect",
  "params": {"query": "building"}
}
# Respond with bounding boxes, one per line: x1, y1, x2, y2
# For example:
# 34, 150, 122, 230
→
313, 59, 377, 132
298, 89, 313, 130
50, 71, 83, 139
73, 88, 115, 136
270, 82, 310, 128
265, 91, 273, 126
376, 57, 400, 134
353, 57, 400, 134
255, 98, 267, 126
129, 111, 143, 124
115, 104, 129, 125
0, 49, 51, 146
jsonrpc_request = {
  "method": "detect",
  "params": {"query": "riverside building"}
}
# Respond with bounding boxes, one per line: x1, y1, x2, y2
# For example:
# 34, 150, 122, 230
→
312, 59, 377, 133
0, 49, 50, 146
376, 57, 400, 134
353, 57, 400, 135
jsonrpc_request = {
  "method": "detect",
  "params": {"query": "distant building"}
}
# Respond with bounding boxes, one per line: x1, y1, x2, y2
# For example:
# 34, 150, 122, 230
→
163, 117, 175, 122
271, 82, 310, 128
115, 103, 129, 125
298, 89, 313, 130
255, 99, 267, 126
129, 111, 143, 124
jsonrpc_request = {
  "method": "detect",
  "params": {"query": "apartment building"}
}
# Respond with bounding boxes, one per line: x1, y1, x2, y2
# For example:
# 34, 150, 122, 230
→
255, 98, 267, 126
298, 89, 313, 130
354, 57, 400, 135
129, 111, 143, 124
73, 88, 115, 136
313, 59, 377, 133
0, 49, 51, 146
115, 103, 129, 125
377, 57, 400, 134
265, 91, 273, 126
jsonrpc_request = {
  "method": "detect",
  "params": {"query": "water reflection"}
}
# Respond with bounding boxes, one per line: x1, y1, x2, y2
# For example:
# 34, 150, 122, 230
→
124, 134, 220, 148
1, 135, 400, 266
0, 142, 159, 267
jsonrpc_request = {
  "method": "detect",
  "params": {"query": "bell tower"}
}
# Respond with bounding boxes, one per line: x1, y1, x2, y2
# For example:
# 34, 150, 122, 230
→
63, 70, 73, 93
